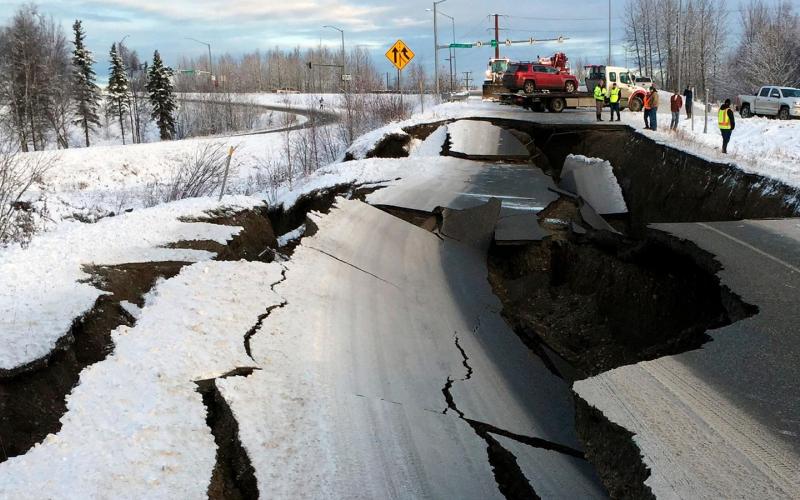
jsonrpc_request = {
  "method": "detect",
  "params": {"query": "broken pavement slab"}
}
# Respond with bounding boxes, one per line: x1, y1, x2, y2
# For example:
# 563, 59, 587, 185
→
575, 218, 800, 499
366, 158, 557, 244
446, 119, 530, 161
560, 155, 628, 216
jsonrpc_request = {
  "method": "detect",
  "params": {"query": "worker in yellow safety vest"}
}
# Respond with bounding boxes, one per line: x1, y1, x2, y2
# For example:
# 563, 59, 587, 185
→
594, 79, 607, 121
718, 98, 735, 154
609, 83, 621, 121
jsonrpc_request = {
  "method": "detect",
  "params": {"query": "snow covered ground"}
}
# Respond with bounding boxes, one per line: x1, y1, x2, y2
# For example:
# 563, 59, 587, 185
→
0, 260, 284, 498
617, 90, 800, 187
0, 195, 263, 372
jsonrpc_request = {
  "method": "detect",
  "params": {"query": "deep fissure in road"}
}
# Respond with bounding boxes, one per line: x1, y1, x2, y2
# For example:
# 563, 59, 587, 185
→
440, 334, 539, 500
367, 118, 776, 498
0, 206, 287, 464
197, 375, 258, 500
0, 261, 187, 463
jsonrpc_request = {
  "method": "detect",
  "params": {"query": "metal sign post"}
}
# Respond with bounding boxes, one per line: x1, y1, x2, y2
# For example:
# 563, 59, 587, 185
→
398, 68, 403, 108
691, 86, 695, 132
219, 146, 236, 202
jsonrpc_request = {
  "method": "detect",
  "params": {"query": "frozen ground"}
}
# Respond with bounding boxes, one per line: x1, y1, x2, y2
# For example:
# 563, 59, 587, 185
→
0, 195, 263, 371
0, 260, 284, 499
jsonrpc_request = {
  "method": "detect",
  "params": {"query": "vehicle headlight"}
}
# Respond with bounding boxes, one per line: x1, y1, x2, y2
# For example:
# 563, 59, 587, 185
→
794, 100, 800, 107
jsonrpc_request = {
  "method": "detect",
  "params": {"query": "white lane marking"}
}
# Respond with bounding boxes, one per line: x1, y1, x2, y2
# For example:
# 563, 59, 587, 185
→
697, 222, 800, 275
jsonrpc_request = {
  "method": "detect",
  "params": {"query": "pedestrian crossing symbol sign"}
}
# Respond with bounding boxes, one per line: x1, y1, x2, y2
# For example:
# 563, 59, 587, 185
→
386, 39, 414, 71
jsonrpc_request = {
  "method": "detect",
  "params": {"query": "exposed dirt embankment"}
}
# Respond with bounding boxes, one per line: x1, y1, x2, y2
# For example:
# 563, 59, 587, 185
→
0, 261, 187, 462
489, 226, 756, 379
529, 124, 800, 226
0, 207, 279, 464
574, 395, 656, 500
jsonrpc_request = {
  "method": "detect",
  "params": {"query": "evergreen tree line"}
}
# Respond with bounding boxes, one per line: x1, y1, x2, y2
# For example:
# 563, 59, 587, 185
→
623, 0, 800, 100
0, 5, 177, 151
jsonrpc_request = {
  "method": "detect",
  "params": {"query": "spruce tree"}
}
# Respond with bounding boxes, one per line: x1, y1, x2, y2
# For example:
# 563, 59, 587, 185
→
107, 43, 130, 145
71, 20, 101, 147
146, 50, 176, 140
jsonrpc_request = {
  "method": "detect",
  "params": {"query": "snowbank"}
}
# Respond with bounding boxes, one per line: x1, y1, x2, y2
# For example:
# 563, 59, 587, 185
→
0, 195, 262, 372
0, 260, 284, 499
619, 92, 800, 188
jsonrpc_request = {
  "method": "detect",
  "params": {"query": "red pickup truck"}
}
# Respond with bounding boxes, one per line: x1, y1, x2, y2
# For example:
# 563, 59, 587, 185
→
502, 62, 579, 94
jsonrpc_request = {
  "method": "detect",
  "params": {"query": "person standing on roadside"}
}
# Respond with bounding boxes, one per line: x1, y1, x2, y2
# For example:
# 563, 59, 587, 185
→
670, 90, 683, 131
683, 85, 693, 118
609, 83, 621, 121
643, 89, 652, 129
594, 78, 607, 122
648, 85, 659, 131
718, 98, 735, 154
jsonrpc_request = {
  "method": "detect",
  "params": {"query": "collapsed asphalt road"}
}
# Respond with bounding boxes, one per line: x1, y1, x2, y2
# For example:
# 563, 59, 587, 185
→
3, 114, 800, 499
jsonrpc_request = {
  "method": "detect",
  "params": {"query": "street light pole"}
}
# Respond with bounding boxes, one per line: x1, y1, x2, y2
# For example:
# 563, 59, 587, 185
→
324, 25, 346, 90
608, 0, 612, 66
438, 11, 456, 92
185, 37, 213, 87
433, 0, 447, 97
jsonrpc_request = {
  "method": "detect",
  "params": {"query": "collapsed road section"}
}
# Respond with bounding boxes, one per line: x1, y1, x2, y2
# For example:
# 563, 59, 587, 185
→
2, 113, 800, 499
220, 198, 606, 499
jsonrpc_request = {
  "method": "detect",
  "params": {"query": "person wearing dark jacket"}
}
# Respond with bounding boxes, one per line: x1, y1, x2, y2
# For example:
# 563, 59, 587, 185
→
670, 90, 683, 130
718, 99, 735, 154
683, 86, 693, 118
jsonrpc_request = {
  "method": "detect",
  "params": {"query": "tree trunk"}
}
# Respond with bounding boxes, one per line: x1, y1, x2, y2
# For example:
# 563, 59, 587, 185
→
118, 104, 126, 146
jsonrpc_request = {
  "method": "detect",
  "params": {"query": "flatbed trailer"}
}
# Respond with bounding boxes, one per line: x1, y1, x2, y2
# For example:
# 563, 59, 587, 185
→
498, 91, 632, 113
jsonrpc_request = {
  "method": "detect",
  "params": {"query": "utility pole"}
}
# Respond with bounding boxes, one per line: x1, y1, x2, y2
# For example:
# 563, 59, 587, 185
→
433, 0, 447, 97
494, 14, 500, 59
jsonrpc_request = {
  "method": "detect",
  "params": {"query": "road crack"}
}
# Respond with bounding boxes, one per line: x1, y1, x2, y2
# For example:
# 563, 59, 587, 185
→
243, 264, 289, 359
441, 330, 586, 498
306, 245, 401, 290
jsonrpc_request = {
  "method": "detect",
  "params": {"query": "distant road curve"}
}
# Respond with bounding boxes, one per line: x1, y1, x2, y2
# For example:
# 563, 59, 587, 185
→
177, 97, 339, 137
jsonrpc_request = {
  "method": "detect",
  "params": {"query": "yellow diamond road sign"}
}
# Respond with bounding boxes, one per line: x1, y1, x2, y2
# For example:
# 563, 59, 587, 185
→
386, 39, 414, 71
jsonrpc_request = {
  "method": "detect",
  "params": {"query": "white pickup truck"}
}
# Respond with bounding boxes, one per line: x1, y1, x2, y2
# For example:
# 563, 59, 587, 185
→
737, 86, 800, 120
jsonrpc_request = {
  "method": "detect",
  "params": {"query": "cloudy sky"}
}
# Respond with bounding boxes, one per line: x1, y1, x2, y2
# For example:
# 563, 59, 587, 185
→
0, 0, 769, 85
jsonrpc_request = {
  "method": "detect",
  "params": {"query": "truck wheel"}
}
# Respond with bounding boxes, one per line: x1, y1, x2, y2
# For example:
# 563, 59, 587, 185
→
628, 97, 643, 112
565, 81, 576, 93
740, 104, 752, 118
549, 98, 565, 113
778, 106, 790, 120
523, 81, 536, 95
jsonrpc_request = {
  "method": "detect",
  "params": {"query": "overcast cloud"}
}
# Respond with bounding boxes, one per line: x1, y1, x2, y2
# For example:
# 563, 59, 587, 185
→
0, 0, 773, 83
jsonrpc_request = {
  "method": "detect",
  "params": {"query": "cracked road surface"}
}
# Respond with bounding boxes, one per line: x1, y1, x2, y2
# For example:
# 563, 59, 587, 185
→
576, 219, 800, 499
222, 199, 605, 498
